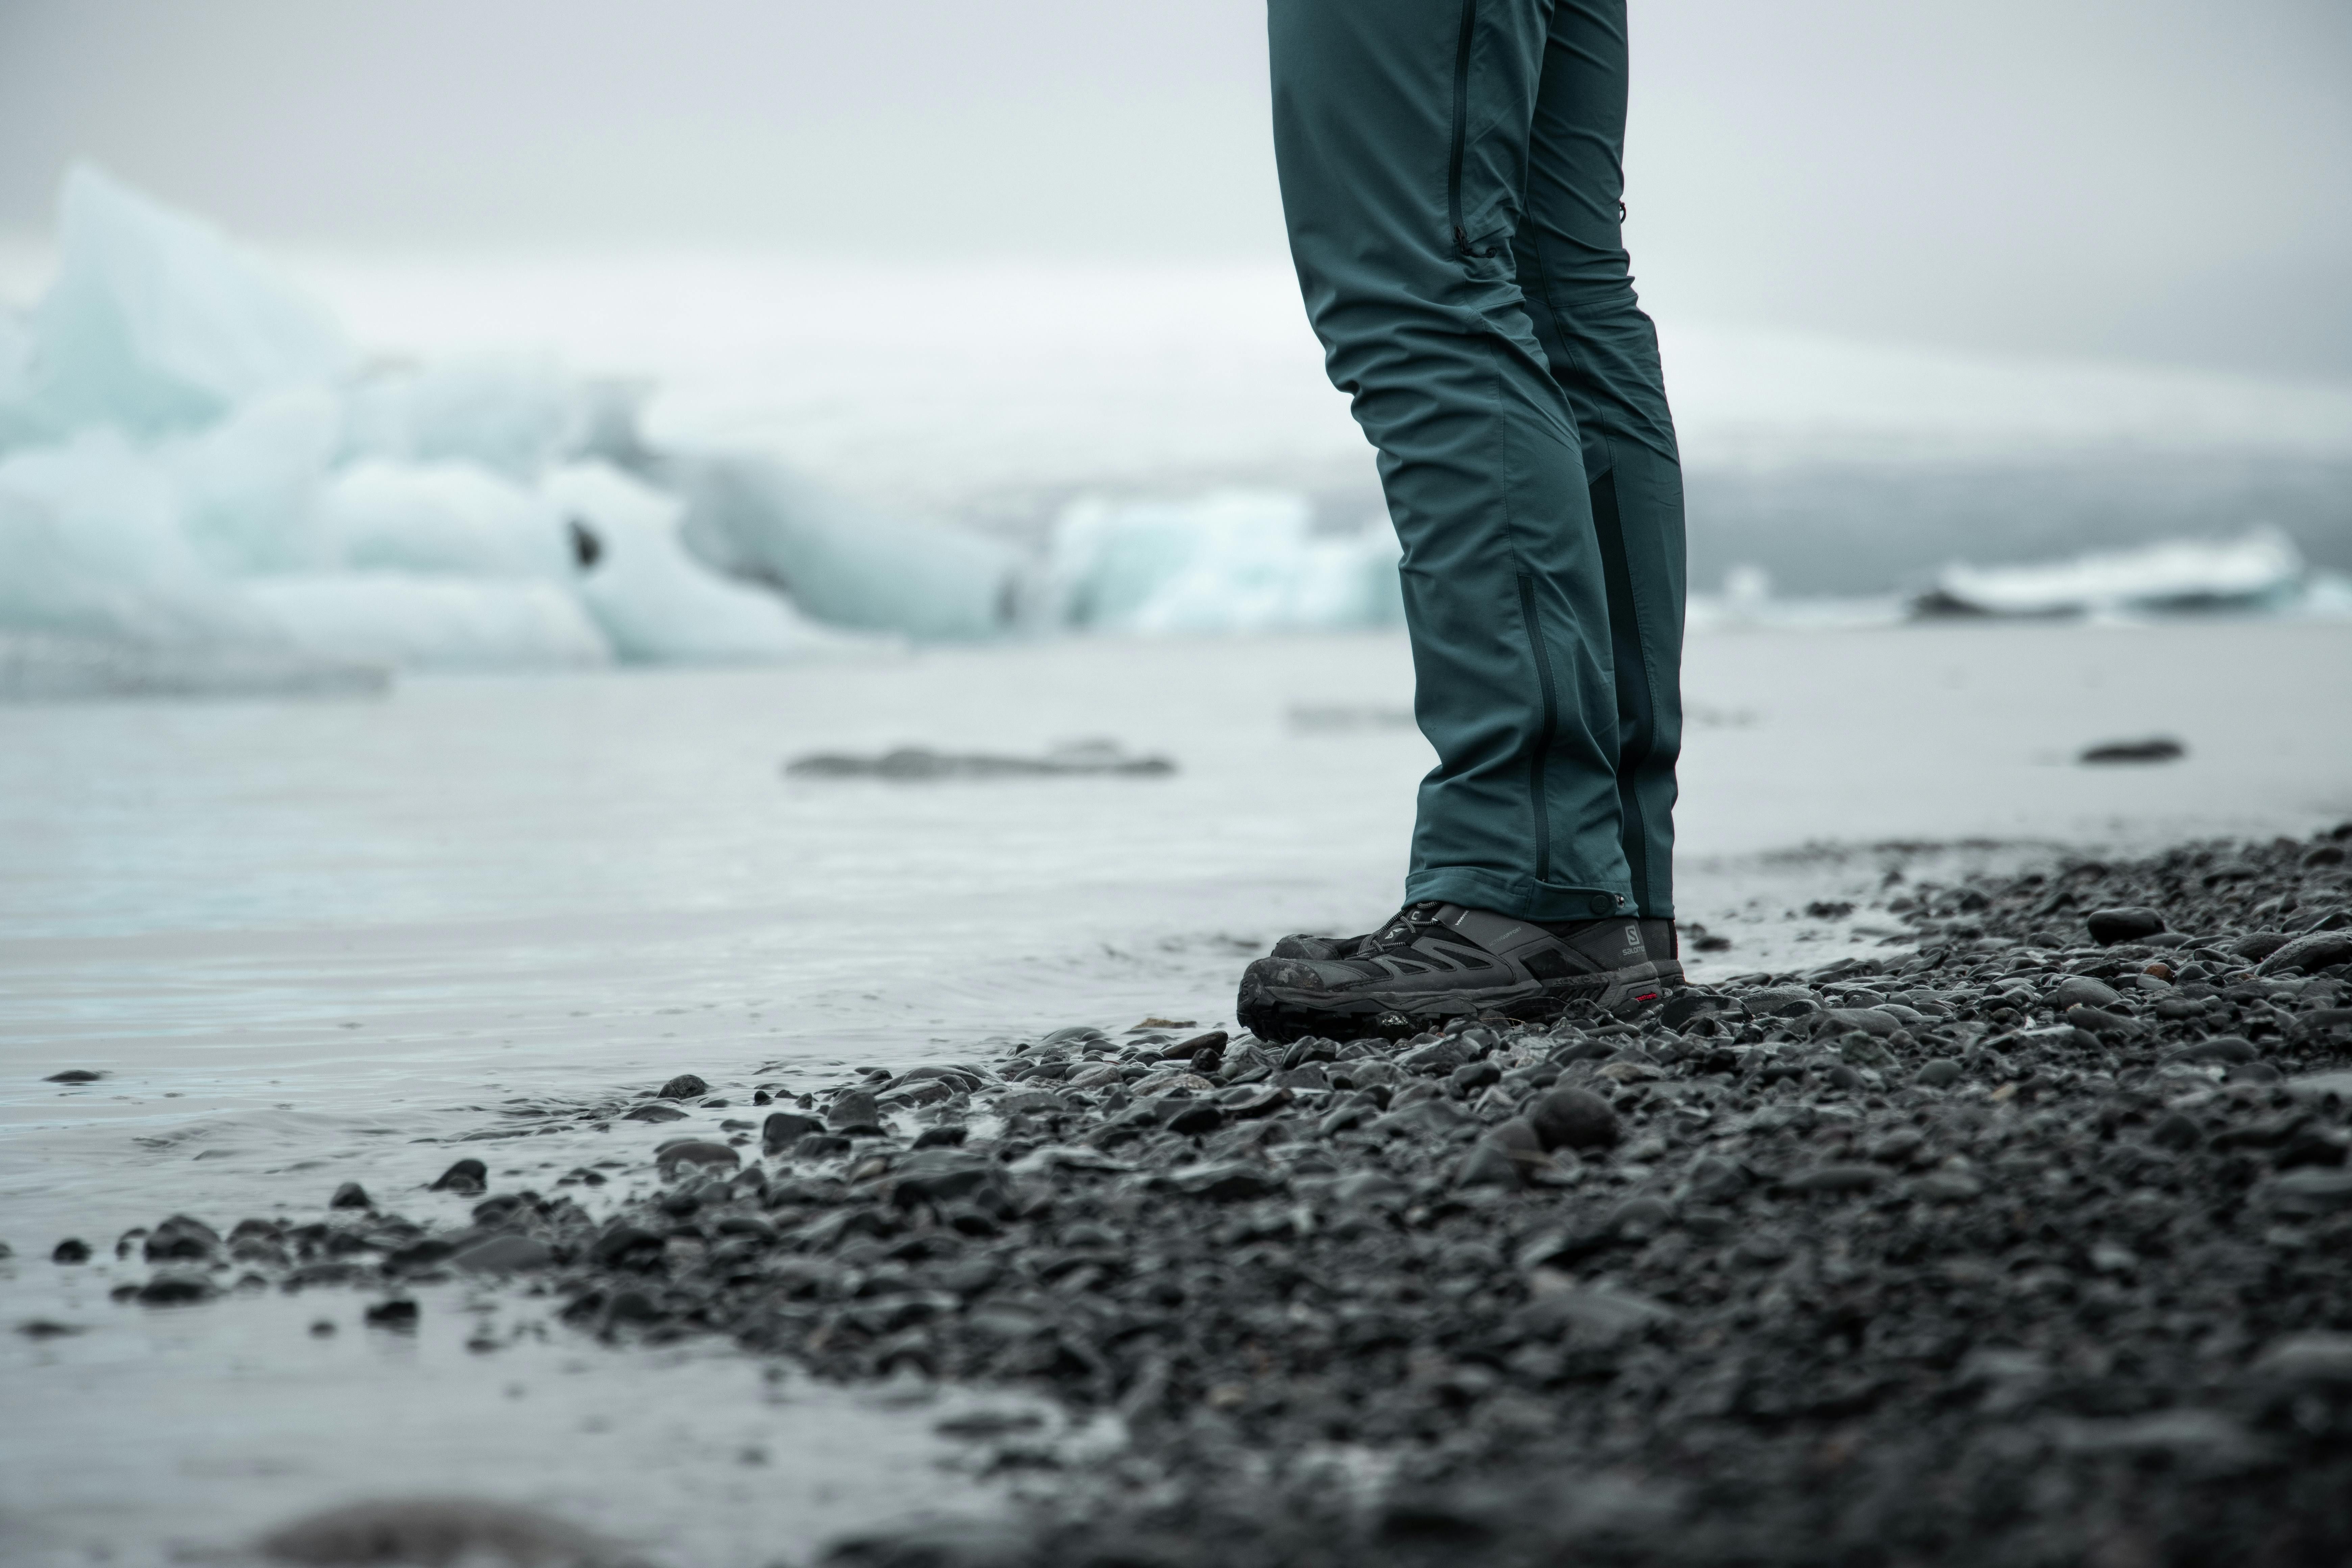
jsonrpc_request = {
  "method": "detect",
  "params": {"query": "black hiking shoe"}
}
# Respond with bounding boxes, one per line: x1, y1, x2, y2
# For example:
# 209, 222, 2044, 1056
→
1238, 903, 1673, 1044
1275, 916, 1683, 974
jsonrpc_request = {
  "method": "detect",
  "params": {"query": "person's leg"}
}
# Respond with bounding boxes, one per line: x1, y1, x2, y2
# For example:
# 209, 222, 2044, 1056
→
1514, 0, 1687, 921
1269, 0, 1635, 925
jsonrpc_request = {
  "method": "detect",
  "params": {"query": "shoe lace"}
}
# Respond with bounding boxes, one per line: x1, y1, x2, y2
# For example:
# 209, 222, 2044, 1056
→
1367, 902, 1445, 952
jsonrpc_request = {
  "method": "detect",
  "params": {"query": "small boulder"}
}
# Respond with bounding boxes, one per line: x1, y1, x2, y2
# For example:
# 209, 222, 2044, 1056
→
1529, 1086, 1620, 1152
2086, 907, 2165, 946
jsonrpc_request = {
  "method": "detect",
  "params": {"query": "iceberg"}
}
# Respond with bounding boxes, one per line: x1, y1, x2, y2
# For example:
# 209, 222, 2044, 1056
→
243, 574, 610, 671
1913, 529, 2308, 619
545, 462, 845, 662
1043, 490, 1404, 634
340, 355, 592, 481
17, 165, 351, 441
673, 455, 1020, 641
317, 460, 574, 579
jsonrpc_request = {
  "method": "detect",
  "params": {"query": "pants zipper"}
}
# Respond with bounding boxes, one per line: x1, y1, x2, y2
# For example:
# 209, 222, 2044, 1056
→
1447, 0, 1479, 254
1516, 574, 1558, 882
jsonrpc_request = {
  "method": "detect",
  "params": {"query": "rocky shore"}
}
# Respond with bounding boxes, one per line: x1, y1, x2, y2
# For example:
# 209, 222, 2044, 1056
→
36, 826, 2352, 1566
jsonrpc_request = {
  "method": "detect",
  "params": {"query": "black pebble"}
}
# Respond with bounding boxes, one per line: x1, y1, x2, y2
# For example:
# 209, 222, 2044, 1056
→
2087, 906, 2166, 945
657, 1073, 709, 1100
44, 1069, 103, 1084
328, 1182, 372, 1210
52, 1238, 90, 1264
363, 1299, 420, 1329
430, 1158, 489, 1194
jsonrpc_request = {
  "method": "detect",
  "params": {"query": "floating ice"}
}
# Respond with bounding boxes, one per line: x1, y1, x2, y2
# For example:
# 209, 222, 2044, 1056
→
317, 460, 573, 578
1044, 490, 1403, 635
17, 165, 351, 442
1915, 529, 2307, 619
546, 462, 846, 662
674, 455, 1019, 641
341, 355, 591, 480
0, 431, 263, 645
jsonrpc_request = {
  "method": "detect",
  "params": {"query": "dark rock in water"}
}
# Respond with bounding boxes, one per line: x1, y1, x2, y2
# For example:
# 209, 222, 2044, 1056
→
137, 1271, 216, 1306
794, 1133, 853, 1160
2259, 930, 2352, 977
255, 1496, 634, 1567
2080, 736, 2185, 764
52, 1238, 89, 1264
828, 1089, 883, 1132
44, 1069, 103, 1083
2087, 906, 2165, 945
450, 1234, 554, 1274
911, 1124, 969, 1149
364, 1298, 421, 1329
1161, 1029, 1228, 1061
1530, 1086, 1620, 1151
17, 1319, 83, 1339
144, 1216, 219, 1261
785, 742, 1175, 781
329, 1182, 372, 1210
762, 1111, 822, 1150
655, 1140, 740, 1174
431, 1158, 489, 1194
621, 1104, 688, 1124
656, 1073, 709, 1101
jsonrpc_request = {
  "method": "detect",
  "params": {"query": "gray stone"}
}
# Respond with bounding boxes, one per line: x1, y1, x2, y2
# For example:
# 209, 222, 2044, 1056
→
1529, 1086, 1620, 1152
451, 1234, 554, 1273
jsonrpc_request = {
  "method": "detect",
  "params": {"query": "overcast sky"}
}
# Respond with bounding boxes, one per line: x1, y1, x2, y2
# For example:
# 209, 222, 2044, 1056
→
2, 0, 2346, 379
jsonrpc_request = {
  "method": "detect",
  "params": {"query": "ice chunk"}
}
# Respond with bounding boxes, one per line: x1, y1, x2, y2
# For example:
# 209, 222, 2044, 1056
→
1914, 529, 2306, 619
1045, 490, 1403, 634
245, 573, 611, 670
0, 305, 38, 451
316, 460, 572, 579
673, 455, 1019, 641
544, 462, 848, 663
158, 387, 342, 574
23, 165, 350, 439
0, 431, 265, 644
340, 355, 589, 481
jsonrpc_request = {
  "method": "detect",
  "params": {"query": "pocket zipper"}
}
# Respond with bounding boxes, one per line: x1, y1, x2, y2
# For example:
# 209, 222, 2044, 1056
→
1447, 0, 1480, 255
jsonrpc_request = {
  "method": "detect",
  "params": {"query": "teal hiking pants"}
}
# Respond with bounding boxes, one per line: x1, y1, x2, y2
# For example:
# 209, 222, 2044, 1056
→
1271, 0, 1685, 921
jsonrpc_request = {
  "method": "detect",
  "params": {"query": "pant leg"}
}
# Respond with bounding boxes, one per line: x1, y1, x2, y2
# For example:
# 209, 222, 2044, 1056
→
1269, 0, 1635, 924
1514, 0, 1686, 918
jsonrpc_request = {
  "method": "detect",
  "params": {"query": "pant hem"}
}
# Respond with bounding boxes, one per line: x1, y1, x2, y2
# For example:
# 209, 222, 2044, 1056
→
1405, 867, 1633, 924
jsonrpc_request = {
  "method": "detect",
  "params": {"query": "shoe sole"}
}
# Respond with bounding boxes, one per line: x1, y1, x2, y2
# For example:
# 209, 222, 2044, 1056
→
1236, 961, 1678, 1044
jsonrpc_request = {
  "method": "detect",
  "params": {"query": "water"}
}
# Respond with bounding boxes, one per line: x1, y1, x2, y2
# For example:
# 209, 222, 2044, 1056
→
3, 618, 2348, 1562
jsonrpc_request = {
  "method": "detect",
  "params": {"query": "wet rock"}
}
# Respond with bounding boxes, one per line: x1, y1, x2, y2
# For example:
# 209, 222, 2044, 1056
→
137, 1270, 216, 1305
2087, 906, 2165, 945
52, 1238, 90, 1264
364, 1299, 420, 1329
1452, 1138, 1522, 1190
655, 1140, 740, 1175
912, 1124, 969, 1149
2270, 1169, 2352, 1216
2050, 975, 2122, 1009
430, 1158, 489, 1194
1914, 1058, 1964, 1088
1164, 1161, 1282, 1201
762, 1111, 822, 1150
656, 1073, 709, 1101
828, 1089, 883, 1132
1780, 1163, 1888, 1197
143, 1216, 219, 1261
450, 1234, 554, 1273
1529, 1086, 1619, 1152
621, 1103, 687, 1123
2259, 930, 2352, 977
329, 1181, 372, 1210
255, 1496, 636, 1567
44, 1069, 103, 1083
